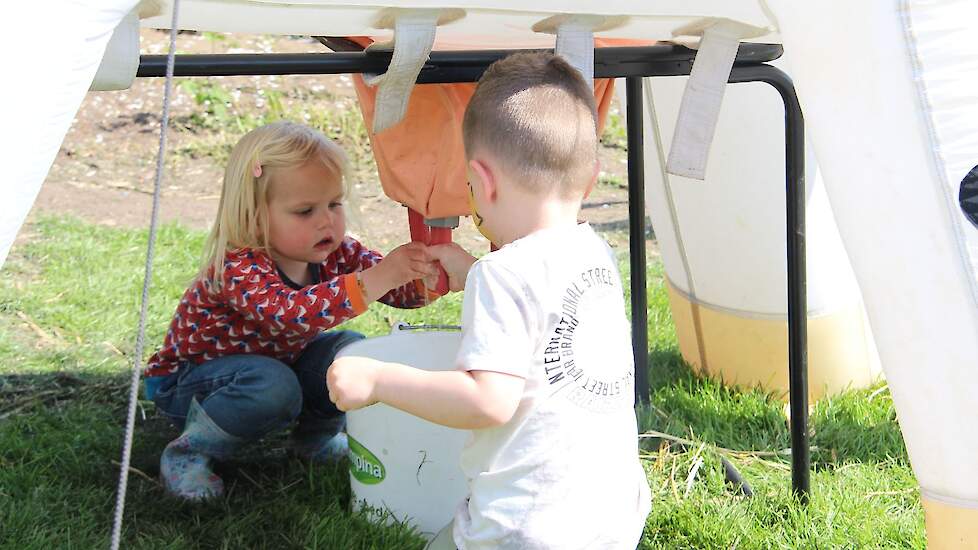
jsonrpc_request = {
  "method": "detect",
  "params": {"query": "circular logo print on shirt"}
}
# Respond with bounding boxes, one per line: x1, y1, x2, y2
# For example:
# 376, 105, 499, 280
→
960, 164, 978, 230
542, 267, 634, 413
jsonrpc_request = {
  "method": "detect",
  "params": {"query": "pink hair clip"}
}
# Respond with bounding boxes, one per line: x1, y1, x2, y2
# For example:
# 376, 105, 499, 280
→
253, 163, 263, 178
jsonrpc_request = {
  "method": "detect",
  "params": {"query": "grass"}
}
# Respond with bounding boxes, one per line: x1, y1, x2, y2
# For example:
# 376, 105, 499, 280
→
0, 216, 924, 548
172, 79, 375, 181
601, 108, 628, 151
598, 171, 628, 190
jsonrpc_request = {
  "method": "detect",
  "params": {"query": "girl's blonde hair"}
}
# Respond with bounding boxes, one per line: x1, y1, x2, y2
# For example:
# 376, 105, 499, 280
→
200, 121, 348, 291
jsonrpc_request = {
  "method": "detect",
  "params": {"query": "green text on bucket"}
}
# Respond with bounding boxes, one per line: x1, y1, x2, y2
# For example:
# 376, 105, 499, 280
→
349, 435, 386, 484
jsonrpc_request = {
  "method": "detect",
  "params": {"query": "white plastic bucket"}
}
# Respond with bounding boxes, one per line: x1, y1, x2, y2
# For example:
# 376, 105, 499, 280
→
339, 328, 468, 540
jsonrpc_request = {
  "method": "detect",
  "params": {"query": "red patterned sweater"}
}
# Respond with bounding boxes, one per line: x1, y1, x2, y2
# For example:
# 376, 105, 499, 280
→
144, 237, 436, 378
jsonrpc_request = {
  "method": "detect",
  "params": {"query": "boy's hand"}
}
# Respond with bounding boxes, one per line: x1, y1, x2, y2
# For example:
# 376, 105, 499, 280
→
428, 243, 477, 292
362, 242, 438, 301
327, 356, 382, 411
383, 242, 438, 286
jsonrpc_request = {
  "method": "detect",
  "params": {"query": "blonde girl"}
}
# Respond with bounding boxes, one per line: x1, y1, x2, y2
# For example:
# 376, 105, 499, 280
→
143, 121, 439, 501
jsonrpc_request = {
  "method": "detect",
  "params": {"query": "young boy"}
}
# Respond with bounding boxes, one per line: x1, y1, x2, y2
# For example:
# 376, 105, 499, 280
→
327, 52, 651, 549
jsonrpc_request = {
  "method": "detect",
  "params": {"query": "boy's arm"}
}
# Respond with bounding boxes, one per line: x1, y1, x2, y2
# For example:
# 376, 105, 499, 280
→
328, 358, 524, 429
328, 259, 532, 430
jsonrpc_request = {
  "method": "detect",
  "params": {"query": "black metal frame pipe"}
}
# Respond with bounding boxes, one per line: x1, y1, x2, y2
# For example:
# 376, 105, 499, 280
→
730, 64, 809, 501
137, 44, 783, 82
626, 77, 649, 405
623, 66, 808, 499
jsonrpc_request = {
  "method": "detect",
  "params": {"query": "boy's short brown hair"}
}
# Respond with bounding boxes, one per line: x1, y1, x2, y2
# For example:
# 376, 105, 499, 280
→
462, 52, 598, 198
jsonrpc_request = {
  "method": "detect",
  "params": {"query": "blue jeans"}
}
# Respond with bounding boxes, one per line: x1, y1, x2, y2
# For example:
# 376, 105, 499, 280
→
152, 331, 364, 440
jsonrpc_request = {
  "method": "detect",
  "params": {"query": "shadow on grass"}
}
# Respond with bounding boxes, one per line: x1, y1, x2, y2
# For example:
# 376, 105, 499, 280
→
0, 370, 427, 549
637, 347, 908, 467
1, 371, 133, 419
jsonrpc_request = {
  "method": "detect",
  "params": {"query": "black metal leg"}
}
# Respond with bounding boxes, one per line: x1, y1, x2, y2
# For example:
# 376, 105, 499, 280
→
782, 75, 809, 503
731, 65, 809, 501
626, 77, 650, 406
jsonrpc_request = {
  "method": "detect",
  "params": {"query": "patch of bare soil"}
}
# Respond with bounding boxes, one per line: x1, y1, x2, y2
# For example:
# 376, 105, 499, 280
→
26, 30, 655, 258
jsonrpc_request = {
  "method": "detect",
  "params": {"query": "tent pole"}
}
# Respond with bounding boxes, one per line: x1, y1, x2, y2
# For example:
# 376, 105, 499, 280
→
731, 64, 809, 502
626, 76, 650, 405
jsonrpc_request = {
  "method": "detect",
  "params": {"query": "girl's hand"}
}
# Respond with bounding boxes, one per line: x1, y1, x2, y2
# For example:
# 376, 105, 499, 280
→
360, 242, 438, 301
428, 243, 477, 292
327, 356, 382, 411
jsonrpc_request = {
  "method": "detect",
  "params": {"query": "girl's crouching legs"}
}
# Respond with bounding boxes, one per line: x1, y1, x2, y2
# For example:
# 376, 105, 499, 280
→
155, 356, 303, 500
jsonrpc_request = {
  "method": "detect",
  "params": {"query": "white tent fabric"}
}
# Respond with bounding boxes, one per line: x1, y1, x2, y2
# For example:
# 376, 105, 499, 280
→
0, 0, 140, 269
91, 8, 142, 92
765, 0, 978, 542
140, 1, 774, 43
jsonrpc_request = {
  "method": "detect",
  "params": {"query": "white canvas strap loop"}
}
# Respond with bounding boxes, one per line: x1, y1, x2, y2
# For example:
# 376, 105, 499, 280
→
90, 8, 141, 91
533, 14, 626, 89
555, 21, 596, 90
666, 18, 768, 180
364, 9, 463, 133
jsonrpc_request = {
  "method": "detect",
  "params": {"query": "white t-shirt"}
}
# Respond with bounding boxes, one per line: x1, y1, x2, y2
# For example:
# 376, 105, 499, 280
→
452, 222, 652, 550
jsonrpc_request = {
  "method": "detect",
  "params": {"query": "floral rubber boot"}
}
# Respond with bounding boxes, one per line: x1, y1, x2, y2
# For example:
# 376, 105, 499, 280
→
160, 398, 243, 500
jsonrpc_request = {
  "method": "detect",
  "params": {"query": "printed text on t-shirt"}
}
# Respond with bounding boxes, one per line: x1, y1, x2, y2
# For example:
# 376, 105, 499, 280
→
542, 266, 634, 412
